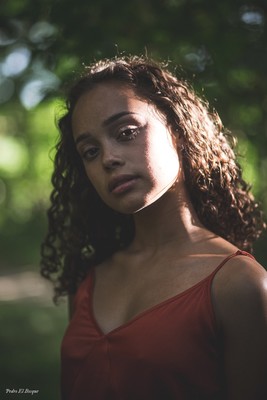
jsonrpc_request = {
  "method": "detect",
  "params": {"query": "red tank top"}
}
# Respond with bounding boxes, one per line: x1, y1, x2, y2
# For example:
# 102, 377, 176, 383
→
61, 250, 253, 400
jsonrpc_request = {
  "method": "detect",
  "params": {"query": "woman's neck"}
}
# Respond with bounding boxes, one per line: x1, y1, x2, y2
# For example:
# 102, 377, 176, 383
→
130, 183, 209, 255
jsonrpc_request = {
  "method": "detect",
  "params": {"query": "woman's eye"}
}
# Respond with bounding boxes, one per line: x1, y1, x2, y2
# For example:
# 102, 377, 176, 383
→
82, 146, 99, 160
118, 127, 139, 141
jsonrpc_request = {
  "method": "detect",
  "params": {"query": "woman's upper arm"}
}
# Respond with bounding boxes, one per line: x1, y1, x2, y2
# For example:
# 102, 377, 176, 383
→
214, 257, 267, 400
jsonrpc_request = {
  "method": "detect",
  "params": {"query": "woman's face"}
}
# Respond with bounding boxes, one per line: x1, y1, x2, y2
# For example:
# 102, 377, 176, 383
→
72, 82, 180, 214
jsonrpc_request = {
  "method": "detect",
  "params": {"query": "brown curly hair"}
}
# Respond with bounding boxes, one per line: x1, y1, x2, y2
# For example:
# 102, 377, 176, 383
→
40, 55, 265, 302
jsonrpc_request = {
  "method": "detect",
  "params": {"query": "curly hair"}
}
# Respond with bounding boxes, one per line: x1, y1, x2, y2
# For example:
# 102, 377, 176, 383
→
40, 55, 265, 302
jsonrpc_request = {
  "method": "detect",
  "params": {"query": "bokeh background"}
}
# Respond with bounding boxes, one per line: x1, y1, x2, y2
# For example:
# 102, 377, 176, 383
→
1, 0, 267, 398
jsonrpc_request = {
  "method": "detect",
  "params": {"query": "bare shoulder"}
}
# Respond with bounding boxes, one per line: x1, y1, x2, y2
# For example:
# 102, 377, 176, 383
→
212, 253, 267, 327
213, 253, 267, 306
212, 254, 267, 399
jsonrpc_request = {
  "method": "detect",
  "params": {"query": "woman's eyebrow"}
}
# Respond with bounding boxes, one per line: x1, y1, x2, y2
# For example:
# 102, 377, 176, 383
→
102, 111, 136, 127
75, 112, 137, 146
75, 132, 94, 146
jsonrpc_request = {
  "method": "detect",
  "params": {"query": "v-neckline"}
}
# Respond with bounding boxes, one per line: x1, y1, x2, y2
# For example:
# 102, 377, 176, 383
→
88, 267, 213, 336
87, 250, 249, 337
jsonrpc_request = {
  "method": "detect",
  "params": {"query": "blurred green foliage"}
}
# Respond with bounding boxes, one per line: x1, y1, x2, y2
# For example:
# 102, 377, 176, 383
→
0, 300, 67, 399
0, 101, 58, 268
1, 0, 267, 268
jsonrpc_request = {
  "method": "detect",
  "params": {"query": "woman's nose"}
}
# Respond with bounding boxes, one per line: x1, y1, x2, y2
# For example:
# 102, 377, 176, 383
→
102, 144, 124, 170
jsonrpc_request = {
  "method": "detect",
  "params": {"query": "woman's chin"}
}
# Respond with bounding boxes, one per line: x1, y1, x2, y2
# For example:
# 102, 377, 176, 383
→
105, 195, 149, 215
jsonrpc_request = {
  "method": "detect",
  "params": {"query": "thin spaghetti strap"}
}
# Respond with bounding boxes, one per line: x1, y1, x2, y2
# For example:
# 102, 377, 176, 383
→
210, 250, 255, 277
234, 249, 255, 260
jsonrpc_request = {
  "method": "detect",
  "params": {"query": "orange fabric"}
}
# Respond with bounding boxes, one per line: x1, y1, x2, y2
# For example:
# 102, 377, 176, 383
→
61, 250, 254, 400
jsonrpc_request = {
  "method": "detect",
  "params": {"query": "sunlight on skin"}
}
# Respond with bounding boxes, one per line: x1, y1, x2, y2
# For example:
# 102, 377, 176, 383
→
72, 83, 181, 215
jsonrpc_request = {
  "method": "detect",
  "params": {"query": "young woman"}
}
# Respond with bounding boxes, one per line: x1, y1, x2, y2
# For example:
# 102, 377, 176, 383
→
41, 56, 267, 400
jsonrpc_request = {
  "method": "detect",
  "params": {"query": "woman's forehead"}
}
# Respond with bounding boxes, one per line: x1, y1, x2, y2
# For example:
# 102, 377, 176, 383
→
71, 82, 160, 136
72, 83, 153, 122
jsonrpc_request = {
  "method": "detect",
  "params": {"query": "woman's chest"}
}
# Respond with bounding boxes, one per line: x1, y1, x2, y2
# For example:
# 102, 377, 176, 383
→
91, 255, 221, 335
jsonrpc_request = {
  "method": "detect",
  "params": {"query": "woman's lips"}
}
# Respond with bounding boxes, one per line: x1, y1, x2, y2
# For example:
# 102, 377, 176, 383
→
108, 175, 139, 194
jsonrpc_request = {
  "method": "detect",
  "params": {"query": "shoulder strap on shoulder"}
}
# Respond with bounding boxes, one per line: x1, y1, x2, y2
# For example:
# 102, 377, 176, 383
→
213, 249, 255, 275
